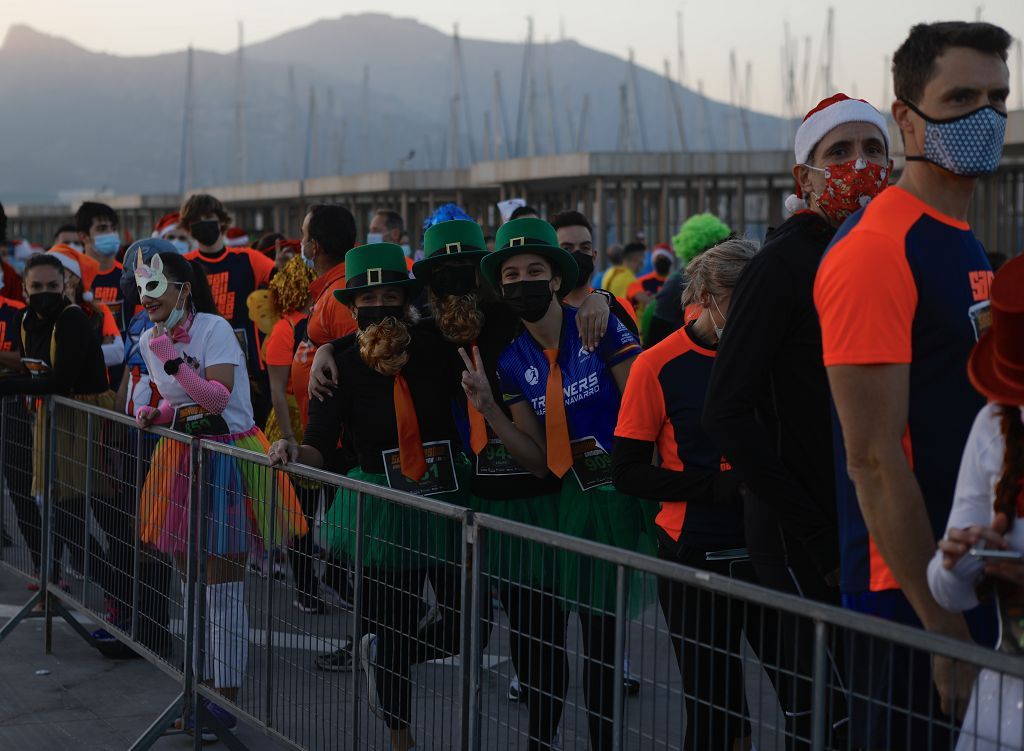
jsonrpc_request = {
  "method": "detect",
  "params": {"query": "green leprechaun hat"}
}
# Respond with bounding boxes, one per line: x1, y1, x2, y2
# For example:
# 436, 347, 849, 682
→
333, 243, 422, 304
479, 217, 578, 296
411, 219, 489, 280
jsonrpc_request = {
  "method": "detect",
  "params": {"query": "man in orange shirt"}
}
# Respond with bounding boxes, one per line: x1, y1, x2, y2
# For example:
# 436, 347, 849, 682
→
288, 203, 359, 669
815, 21, 1010, 746
289, 204, 359, 453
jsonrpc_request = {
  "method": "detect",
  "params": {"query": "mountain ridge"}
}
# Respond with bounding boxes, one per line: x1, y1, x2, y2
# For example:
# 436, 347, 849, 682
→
0, 14, 788, 204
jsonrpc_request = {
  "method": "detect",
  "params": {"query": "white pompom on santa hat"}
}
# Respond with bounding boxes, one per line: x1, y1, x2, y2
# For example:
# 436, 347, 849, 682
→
224, 227, 250, 247
786, 93, 889, 215
152, 212, 181, 239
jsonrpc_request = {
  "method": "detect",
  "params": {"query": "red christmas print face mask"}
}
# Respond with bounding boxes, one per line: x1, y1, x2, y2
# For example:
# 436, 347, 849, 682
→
806, 157, 890, 224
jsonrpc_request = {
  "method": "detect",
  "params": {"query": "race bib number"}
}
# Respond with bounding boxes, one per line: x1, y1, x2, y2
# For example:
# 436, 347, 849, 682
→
21, 358, 50, 377
383, 440, 458, 496
475, 432, 530, 477
172, 402, 231, 437
968, 300, 992, 342
570, 436, 612, 491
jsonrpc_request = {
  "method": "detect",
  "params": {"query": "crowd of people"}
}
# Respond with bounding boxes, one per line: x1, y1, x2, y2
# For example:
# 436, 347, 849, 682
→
0, 19, 1020, 751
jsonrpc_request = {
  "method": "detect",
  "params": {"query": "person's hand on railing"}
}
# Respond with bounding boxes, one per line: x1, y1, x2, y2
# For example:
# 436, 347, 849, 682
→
135, 401, 173, 429
268, 438, 299, 467
136, 406, 158, 429
458, 346, 496, 413
308, 343, 338, 402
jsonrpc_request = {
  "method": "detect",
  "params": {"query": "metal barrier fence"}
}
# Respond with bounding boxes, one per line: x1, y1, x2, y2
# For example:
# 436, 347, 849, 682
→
2, 394, 1023, 750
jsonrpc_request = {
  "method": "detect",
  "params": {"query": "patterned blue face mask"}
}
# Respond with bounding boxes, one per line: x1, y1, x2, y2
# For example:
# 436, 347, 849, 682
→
902, 100, 1006, 176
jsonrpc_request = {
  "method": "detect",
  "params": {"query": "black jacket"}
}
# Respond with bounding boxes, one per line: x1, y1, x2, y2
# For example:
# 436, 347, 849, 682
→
0, 305, 109, 396
702, 211, 839, 579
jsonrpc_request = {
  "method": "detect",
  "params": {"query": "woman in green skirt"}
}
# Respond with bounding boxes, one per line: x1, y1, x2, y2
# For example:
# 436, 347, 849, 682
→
460, 217, 658, 751
268, 242, 471, 751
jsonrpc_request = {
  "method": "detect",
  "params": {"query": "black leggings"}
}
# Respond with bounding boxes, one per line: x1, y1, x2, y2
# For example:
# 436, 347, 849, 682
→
499, 585, 619, 751
287, 482, 323, 600
361, 562, 486, 731
657, 537, 749, 751
743, 494, 844, 750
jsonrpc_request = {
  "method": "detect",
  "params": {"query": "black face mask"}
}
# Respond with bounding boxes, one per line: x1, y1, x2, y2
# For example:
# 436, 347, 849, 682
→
571, 252, 595, 287
356, 305, 405, 331
654, 257, 673, 276
502, 280, 554, 323
190, 220, 221, 248
429, 265, 478, 299
28, 292, 67, 320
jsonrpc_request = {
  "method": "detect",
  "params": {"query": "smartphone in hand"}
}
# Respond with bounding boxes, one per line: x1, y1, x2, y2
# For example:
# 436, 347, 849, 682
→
969, 547, 1024, 561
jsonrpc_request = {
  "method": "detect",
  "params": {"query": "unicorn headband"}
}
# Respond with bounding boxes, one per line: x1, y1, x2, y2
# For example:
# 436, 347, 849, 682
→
134, 247, 177, 299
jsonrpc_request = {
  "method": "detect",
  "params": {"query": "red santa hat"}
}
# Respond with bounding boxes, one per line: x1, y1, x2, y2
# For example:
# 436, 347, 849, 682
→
48, 244, 100, 301
152, 212, 181, 238
786, 94, 889, 214
225, 227, 250, 247
652, 244, 675, 264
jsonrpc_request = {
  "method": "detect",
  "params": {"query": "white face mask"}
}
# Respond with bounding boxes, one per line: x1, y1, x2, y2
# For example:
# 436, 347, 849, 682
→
300, 241, 316, 270
710, 295, 726, 341
366, 232, 384, 245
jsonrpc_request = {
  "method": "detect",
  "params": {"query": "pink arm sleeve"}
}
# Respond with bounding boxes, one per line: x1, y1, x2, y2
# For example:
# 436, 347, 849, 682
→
136, 400, 175, 425
148, 332, 232, 414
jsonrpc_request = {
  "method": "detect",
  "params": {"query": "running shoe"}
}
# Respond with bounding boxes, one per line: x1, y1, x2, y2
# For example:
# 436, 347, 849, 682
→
180, 698, 238, 742
359, 633, 383, 718
314, 637, 355, 672
294, 594, 327, 615
507, 675, 524, 702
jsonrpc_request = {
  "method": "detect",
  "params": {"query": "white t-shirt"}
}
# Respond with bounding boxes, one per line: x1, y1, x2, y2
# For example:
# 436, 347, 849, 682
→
140, 313, 254, 435
927, 402, 1024, 751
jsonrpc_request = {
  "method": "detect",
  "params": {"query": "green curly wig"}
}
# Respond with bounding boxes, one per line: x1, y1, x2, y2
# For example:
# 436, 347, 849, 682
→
672, 213, 731, 264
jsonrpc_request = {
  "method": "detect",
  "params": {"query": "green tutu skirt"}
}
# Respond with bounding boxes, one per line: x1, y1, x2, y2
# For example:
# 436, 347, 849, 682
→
320, 459, 472, 570
556, 480, 659, 615
483, 492, 561, 587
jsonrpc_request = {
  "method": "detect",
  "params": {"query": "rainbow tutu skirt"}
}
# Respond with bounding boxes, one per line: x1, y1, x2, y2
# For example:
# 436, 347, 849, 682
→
139, 426, 307, 556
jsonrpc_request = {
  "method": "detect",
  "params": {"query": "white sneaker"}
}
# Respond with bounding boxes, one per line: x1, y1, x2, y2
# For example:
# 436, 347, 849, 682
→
507, 675, 523, 702
359, 633, 383, 718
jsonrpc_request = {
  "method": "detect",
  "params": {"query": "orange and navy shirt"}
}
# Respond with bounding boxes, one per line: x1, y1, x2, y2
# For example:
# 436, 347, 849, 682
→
625, 272, 667, 307
0, 296, 25, 354
92, 261, 125, 330
814, 185, 992, 594
615, 326, 743, 546
187, 246, 275, 374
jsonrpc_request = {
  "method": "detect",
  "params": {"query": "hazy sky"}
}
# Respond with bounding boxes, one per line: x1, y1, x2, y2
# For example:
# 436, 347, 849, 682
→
3, 0, 1022, 115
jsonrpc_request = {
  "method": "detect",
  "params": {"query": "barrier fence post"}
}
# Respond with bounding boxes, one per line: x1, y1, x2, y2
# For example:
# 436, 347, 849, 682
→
82, 411, 93, 589
44, 397, 56, 654
263, 466, 278, 729
611, 564, 627, 751
130, 425, 145, 642
193, 441, 209, 751
462, 514, 483, 751
810, 620, 828, 751
0, 398, 7, 568
350, 489, 365, 750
